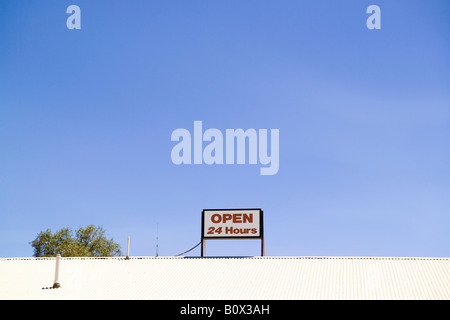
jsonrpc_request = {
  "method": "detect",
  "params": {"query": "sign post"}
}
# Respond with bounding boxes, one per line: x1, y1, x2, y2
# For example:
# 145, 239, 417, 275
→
201, 208, 264, 257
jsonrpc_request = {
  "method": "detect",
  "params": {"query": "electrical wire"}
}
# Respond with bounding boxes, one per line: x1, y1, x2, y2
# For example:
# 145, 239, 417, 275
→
175, 241, 201, 256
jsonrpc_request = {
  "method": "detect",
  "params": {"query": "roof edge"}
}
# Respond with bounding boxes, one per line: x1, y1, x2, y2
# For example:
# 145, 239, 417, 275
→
1, 256, 449, 261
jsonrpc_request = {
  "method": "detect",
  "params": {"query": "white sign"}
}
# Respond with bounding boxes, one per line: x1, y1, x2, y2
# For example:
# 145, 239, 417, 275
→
202, 209, 263, 239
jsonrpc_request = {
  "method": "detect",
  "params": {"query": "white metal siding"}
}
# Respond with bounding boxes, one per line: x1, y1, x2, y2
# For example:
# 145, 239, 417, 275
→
0, 256, 448, 300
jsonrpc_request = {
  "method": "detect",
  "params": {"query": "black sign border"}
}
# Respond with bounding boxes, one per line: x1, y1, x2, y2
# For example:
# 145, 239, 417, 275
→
201, 208, 265, 257
201, 208, 264, 240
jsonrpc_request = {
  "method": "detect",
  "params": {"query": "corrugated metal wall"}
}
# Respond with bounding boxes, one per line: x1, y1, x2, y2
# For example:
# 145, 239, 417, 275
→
0, 256, 448, 299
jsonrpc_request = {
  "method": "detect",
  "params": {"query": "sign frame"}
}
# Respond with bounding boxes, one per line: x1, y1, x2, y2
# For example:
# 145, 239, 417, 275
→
201, 208, 264, 257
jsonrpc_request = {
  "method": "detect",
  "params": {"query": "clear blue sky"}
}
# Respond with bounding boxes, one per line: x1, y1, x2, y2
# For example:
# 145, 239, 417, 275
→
1, 0, 449, 258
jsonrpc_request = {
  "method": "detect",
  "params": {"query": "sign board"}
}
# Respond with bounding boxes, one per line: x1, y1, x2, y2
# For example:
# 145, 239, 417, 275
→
202, 209, 263, 239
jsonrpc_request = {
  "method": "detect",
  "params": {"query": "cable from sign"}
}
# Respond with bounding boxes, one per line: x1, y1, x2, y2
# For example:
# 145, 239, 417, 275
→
175, 241, 202, 256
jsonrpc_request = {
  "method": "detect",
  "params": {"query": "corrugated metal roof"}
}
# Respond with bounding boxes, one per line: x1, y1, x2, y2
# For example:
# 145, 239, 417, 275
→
0, 256, 448, 300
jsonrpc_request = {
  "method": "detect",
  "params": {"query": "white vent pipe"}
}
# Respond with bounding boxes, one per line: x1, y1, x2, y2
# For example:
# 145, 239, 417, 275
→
52, 254, 61, 288
126, 236, 130, 259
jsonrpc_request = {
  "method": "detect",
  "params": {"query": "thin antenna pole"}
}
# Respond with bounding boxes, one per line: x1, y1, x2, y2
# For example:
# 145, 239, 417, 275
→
156, 224, 159, 257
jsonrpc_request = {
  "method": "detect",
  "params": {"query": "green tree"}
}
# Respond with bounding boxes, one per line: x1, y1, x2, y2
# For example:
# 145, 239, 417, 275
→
31, 225, 121, 257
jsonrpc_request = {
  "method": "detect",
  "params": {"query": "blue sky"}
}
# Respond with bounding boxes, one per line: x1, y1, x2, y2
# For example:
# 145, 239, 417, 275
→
1, 0, 449, 258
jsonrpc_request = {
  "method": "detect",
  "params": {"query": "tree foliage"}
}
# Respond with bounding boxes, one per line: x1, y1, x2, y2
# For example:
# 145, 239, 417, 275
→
31, 225, 121, 257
